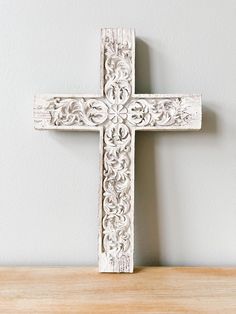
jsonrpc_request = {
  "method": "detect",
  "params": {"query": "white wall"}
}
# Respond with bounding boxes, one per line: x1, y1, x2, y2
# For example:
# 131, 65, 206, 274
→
0, 0, 235, 266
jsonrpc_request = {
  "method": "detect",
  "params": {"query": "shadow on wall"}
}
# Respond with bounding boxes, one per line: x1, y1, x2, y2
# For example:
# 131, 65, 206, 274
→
134, 38, 218, 266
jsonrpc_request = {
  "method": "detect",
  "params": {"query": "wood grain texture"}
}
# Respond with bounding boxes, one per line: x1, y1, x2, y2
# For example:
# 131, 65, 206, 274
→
0, 267, 236, 313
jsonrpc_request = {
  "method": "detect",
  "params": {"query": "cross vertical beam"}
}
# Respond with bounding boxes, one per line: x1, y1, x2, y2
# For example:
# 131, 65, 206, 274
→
99, 29, 135, 272
33, 28, 202, 273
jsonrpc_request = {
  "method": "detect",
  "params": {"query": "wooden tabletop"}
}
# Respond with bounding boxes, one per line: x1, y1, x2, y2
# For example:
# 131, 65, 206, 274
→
0, 267, 236, 313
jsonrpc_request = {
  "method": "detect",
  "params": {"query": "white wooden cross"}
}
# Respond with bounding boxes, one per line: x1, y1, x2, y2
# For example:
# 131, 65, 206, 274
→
34, 28, 202, 273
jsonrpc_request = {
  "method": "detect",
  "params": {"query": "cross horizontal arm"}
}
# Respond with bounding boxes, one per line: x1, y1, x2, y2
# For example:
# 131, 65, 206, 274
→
34, 95, 108, 130
127, 94, 201, 130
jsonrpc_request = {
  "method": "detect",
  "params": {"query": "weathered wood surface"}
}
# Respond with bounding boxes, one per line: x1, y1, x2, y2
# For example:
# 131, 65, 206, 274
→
0, 267, 236, 313
34, 28, 202, 272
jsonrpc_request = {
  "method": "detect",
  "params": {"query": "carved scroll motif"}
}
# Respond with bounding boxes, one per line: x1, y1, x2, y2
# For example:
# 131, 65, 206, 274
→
102, 123, 132, 271
104, 34, 132, 105
48, 98, 108, 126
127, 98, 195, 127
34, 97, 108, 128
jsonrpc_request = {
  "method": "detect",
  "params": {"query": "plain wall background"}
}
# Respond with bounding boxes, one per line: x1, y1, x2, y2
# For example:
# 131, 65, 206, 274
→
0, 0, 235, 266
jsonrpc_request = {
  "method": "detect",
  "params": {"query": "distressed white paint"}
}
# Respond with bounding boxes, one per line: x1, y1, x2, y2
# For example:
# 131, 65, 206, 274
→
34, 28, 202, 273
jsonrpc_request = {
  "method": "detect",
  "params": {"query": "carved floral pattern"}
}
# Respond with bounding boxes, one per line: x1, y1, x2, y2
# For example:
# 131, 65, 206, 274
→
108, 104, 128, 124
127, 98, 193, 127
103, 123, 131, 267
104, 37, 132, 105
49, 97, 108, 126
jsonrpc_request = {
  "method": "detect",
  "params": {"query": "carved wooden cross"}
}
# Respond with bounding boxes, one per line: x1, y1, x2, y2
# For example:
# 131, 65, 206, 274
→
34, 28, 202, 273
